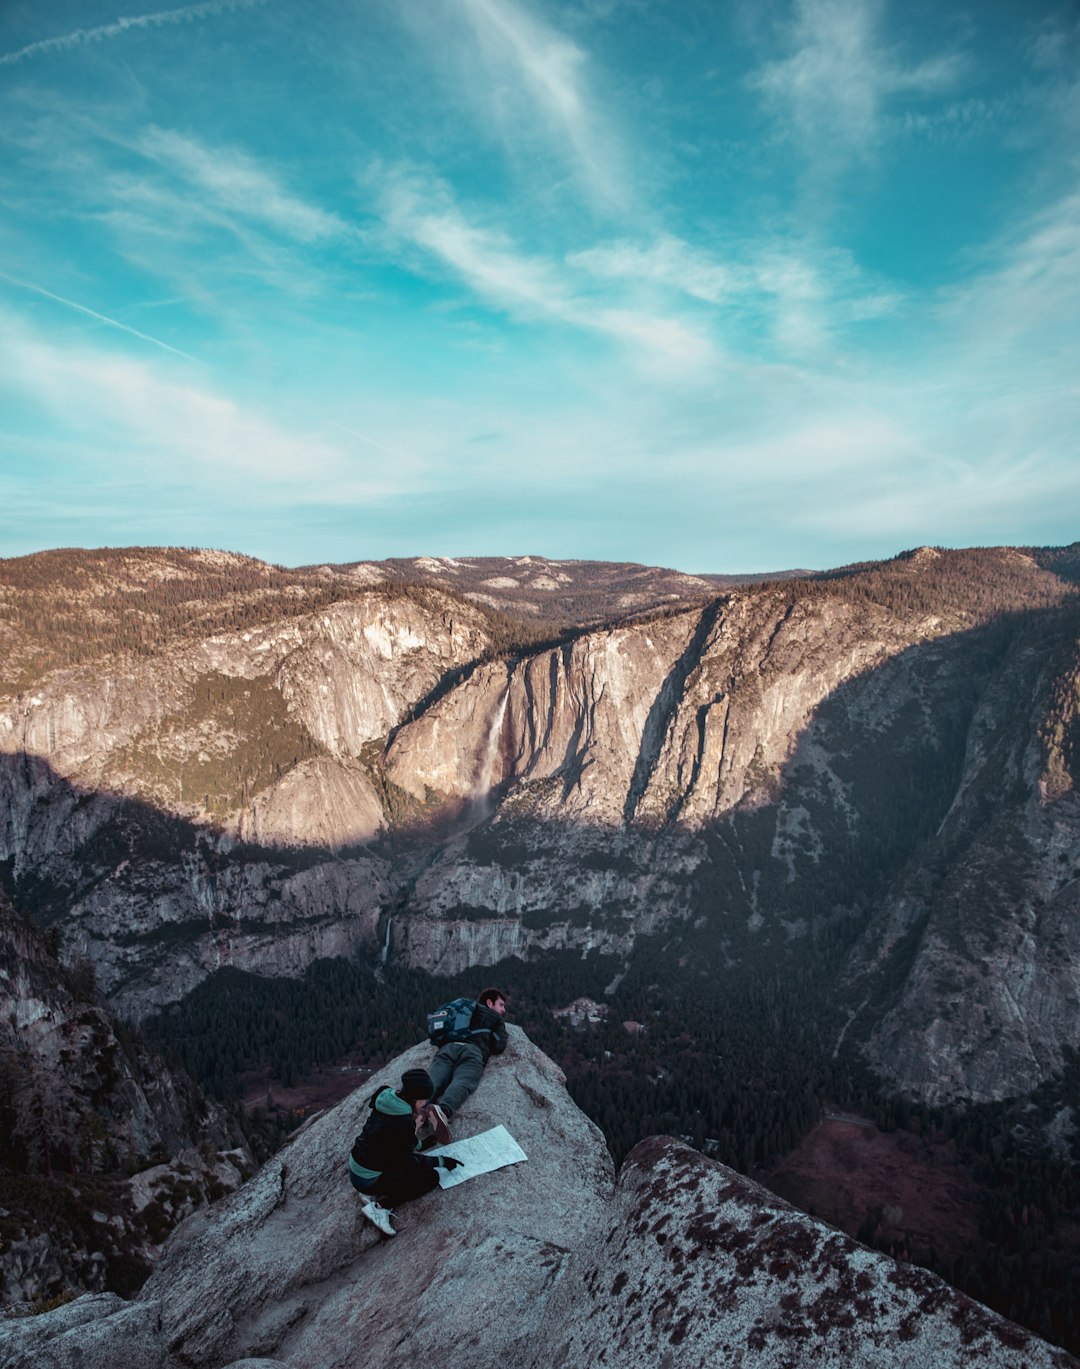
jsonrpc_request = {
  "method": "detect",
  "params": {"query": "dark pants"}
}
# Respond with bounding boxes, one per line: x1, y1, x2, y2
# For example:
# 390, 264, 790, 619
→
428, 1041, 485, 1115
350, 1158, 440, 1207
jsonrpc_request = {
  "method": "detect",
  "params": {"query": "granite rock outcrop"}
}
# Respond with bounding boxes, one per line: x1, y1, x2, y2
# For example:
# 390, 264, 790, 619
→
1, 1030, 1072, 1369
0, 589, 489, 1019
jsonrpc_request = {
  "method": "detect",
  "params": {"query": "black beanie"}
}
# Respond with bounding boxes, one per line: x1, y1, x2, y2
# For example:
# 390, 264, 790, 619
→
400, 1069, 434, 1102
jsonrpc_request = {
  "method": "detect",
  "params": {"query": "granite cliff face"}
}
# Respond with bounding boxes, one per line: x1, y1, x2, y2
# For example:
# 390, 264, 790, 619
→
0, 589, 491, 1019
383, 583, 998, 972
1, 591, 491, 833
1, 1030, 1072, 1369
1, 547, 1079, 1107
0, 893, 250, 1302
381, 574, 1080, 1107
851, 620, 1080, 1103
386, 586, 956, 826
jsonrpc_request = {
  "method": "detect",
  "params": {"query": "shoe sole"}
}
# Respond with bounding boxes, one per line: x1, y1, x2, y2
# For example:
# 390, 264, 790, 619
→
428, 1107, 452, 1146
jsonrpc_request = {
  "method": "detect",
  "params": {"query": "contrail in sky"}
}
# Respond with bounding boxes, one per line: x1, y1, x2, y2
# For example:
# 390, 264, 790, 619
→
3, 273, 402, 461
0, 270, 199, 362
325, 420, 409, 461
0, 0, 270, 66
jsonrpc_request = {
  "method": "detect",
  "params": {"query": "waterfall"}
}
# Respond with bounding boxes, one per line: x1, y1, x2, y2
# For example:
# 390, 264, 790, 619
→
475, 682, 510, 799
379, 916, 392, 966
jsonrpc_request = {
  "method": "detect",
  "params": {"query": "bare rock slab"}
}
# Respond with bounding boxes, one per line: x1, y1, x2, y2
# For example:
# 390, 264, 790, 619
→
531, 1135, 1076, 1369
3, 1031, 1074, 1369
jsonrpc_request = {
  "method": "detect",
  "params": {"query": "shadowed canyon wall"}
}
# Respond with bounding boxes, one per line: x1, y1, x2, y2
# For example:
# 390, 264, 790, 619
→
1, 549, 1078, 1105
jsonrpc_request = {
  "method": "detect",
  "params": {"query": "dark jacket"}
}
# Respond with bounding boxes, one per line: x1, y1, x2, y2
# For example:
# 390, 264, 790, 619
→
465, 1002, 507, 1065
350, 1087, 437, 1174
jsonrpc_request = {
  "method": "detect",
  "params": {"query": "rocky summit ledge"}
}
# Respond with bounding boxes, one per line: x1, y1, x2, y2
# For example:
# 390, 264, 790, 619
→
539, 1135, 1075, 1368
2, 1027, 1074, 1369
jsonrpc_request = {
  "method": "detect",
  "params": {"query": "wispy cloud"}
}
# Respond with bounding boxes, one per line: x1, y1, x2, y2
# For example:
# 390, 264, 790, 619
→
715, 415, 916, 489
136, 129, 347, 244
0, 115, 351, 303
569, 233, 901, 355
459, 0, 589, 140
937, 184, 1080, 353
0, 308, 376, 495
884, 96, 1009, 146
383, 171, 564, 310
1027, 11, 1080, 73
569, 235, 734, 304
0, 0, 271, 67
750, 0, 966, 168
379, 170, 713, 366
407, 0, 625, 207
0, 269, 198, 360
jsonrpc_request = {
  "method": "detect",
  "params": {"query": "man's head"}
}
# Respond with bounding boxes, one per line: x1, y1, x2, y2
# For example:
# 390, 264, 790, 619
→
478, 986, 507, 1016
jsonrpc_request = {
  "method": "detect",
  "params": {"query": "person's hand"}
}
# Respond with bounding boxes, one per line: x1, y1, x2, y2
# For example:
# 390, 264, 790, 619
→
441, 1156, 463, 1171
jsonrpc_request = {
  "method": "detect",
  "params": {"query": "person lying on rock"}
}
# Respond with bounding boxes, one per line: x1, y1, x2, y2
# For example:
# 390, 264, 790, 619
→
348, 1068, 462, 1236
421, 987, 508, 1146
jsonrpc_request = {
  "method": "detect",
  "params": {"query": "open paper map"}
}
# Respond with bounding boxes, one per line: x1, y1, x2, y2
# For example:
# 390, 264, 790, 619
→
430, 1124, 528, 1189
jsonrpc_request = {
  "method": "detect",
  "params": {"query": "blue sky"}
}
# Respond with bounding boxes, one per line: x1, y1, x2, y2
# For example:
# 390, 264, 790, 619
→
0, 0, 1076, 573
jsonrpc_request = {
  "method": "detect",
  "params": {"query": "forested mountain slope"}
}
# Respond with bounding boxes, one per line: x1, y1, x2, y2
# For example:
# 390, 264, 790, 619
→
0, 544, 1077, 1104
3, 541, 1080, 1351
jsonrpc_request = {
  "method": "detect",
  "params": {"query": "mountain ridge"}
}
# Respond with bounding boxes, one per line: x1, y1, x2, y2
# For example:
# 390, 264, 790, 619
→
1, 545, 1078, 1102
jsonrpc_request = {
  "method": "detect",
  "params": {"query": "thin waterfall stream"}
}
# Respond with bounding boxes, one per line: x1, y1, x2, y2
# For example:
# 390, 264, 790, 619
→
475, 681, 510, 801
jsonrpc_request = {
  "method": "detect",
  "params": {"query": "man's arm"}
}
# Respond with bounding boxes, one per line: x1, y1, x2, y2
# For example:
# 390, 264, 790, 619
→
470, 1002, 507, 1053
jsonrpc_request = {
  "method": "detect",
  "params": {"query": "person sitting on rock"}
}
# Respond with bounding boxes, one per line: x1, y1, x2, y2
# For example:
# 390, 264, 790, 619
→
422, 987, 508, 1145
348, 1067, 462, 1236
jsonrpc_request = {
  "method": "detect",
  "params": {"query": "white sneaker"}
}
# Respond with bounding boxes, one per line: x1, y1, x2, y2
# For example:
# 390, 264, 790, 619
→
360, 1199, 396, 1236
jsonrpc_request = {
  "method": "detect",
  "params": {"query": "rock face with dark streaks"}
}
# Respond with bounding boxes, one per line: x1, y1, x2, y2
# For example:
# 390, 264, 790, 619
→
382, 583, 1003, 981
2, 545, 1080, 1106
1, 1031, 1072, 1369
852, 620, 1080, 1102
384, 589, 960, 826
